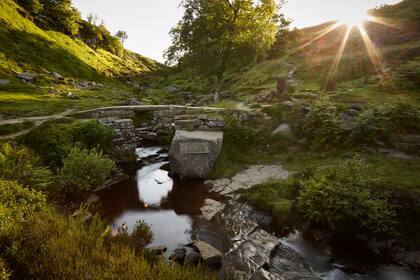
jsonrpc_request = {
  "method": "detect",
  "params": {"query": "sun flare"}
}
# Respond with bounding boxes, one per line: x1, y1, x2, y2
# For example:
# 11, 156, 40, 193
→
339, 8, 371, 27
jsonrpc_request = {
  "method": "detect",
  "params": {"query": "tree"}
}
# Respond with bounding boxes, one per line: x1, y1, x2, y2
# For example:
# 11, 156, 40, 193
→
115, 30, 128, 46
16, 0, 44, 14
165, 0, 281, 93
39, 0, 81, 36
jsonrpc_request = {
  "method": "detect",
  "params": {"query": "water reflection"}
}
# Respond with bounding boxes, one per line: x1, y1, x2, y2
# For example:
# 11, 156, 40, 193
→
97, 147, 227, 254
136, 161, 172, 206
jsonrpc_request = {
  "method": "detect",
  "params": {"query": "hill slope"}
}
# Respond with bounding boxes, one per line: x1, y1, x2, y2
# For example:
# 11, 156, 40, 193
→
0, 0, 162, 118
0, 0, 158, 79
218, 0, 420, 108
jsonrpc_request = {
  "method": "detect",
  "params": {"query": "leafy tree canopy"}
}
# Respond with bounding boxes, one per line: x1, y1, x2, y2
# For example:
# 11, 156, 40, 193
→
165, 0, 283, 84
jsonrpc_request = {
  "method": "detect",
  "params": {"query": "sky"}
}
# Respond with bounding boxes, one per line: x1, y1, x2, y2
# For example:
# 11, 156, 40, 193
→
72, 0, 402, 62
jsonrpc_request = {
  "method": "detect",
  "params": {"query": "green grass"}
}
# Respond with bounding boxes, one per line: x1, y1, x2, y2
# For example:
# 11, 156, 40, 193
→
239, 180, 295, 226
0, 0, 161, 118
0, 120, 34, 135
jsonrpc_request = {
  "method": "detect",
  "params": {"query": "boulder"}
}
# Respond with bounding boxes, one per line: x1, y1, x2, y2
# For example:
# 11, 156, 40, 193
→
170, 248, 187, 263
200, 199, 225, 221
208, 165, 289, 195
51, 71, 64, 80
272, 124, 294, 139
0, 79, 10, 85
77, 81, 89, 88
184, 251, 201, 266
404, 251, 420, 269
169, 130, 223, 179
164, 86, 178, 93
17, 72, 37, 82
192, 240, 222, 265
149, 246, 167, 255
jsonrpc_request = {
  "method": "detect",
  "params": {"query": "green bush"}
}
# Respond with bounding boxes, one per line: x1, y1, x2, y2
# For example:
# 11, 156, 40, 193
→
0, 143, 53, 192
0, 179, 48, 235
72, 120, 114, 151
20, 123, 73, 168
299, 158, 396, 235
298, 101, 420, 150
60, 148, 116, 194
20, 121, 114, 169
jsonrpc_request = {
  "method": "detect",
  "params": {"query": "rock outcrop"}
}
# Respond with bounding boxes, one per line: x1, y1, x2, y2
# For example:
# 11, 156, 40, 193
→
207, 165, 289, 195
169, 130, 223, 179
192, 240, 223, 265
200, 199, 225, 221
221, 200, 318, 280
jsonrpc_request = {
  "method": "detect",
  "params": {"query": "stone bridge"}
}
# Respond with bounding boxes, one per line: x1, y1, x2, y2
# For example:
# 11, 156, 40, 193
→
69, 105, 257, 178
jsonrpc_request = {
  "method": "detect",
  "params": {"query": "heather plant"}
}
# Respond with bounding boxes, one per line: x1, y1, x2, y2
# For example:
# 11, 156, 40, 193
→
60, 147, 116, 194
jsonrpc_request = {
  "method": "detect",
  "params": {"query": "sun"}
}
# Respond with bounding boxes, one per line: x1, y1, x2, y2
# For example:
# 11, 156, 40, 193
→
339, 8, 371, 28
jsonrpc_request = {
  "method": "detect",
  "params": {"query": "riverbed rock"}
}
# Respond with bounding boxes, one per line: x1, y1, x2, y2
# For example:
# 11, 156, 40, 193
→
200, 199, 225, 221
170, 248, 187, 263
208, 165, 289, 195
264, 244, 318, 280
184, 251, 201, 266
169, 130, 223, 179
149, 246, 167, 255
404, 251, 420, 269
223, 229, 280, 279
192, 240, 223, 265
272, 124, 294, 139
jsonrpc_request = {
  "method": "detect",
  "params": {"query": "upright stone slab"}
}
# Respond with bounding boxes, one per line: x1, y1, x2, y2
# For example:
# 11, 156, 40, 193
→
169, 130, 223, 179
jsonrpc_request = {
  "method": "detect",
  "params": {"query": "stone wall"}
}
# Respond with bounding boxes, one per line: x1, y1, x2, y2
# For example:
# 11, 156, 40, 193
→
99, 118, 140, 162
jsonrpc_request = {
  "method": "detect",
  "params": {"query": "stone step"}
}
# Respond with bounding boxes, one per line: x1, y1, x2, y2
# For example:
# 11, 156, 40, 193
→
174, 119, 200, 126
173, 114, 199, 120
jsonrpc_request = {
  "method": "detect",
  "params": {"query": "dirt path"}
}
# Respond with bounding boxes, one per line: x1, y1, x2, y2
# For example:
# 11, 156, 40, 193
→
0, 105, 251, 139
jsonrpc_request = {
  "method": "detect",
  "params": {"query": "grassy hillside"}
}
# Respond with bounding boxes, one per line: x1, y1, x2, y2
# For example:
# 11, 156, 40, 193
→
217, 0, 420, 108
0, 0, 162, 118
0, 0, 158, 79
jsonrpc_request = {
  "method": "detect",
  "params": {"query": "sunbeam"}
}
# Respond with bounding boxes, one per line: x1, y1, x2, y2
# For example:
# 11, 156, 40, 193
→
296, 21, 342, 50
358, 24, 391, 86
326, 27, 352, 86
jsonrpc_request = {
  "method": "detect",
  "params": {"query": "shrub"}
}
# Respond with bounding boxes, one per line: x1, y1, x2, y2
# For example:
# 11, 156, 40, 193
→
20, 121, 115, 169
0, 179, 48, 235
108, 220, 154, 251
299, 158, 396, 235
4, 210, 215, 280
298, 100, 420, 150
60, 148, 116, 194
0, 143, 53, 192
298, 100, 344, 150
72, 120, 113, 151
0, 258, 11, 280
20, 123, 73, 168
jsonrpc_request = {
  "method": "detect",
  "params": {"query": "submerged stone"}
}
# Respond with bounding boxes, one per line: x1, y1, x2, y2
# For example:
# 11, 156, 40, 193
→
192, 240, 223, 265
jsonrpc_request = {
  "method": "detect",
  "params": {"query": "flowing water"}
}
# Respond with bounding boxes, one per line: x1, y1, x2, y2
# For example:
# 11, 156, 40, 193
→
97, 146, 419, 279
281, 231, 419, 280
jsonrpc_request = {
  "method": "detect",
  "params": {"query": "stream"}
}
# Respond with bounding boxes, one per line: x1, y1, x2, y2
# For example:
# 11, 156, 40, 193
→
97, 147, 419, 280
